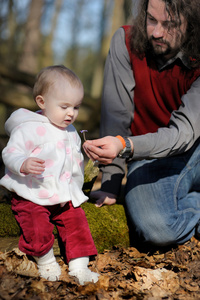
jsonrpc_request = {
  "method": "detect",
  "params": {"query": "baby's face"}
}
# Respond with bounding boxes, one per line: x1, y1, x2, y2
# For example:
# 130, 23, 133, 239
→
40, 78, 83, 129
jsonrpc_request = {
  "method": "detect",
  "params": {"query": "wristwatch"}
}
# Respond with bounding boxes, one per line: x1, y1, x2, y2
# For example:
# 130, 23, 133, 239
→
118, 137, 132, 158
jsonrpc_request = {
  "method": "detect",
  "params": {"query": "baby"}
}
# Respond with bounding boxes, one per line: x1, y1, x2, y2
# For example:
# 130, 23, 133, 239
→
0, 65, 99, 285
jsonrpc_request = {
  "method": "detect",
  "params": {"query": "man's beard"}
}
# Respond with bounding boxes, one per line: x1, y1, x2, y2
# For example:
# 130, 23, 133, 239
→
148, 36, 172, 58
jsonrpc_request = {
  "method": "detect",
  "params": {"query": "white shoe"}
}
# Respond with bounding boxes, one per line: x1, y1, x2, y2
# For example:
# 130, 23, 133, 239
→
38, 261, 61, 281
69, 268, 99, 285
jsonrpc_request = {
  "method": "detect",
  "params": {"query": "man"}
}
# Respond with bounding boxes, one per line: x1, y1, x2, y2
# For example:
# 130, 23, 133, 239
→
84, 0, 200, 248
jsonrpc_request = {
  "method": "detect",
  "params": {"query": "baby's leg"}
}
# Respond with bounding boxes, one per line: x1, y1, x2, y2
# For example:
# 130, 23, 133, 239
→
33, 247, 61, 281
11, 195, 61, 281
68, 256, 99, 285
53, 202, 99, 285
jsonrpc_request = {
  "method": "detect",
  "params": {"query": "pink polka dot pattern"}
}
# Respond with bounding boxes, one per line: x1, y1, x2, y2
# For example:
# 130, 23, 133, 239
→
49, 194, 59, 204
25, 141, 34, 151
60, 171, 71, 181
7, 147, 16, 153
32, 147, 42, 155
60, 174, 65, 182
45, 159, 54, 168
36, 126, 46, 136
38, 189, 49, 198
57, 141, 65, 149
66, 147, 71, 154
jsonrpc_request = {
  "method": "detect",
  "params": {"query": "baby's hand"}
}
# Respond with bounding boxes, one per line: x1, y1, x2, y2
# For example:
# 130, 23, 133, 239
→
20, 157, 45, 175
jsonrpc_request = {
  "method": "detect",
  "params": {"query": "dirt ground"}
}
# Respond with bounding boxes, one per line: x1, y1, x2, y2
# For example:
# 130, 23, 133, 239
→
0, 237, 200, 299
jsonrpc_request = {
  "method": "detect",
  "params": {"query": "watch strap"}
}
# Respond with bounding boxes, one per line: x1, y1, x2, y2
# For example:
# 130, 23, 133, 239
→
116, 135, 126, 149
117, 136, 132, 158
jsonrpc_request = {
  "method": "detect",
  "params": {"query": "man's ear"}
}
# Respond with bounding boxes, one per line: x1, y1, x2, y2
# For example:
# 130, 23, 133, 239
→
35, 95, 45, 109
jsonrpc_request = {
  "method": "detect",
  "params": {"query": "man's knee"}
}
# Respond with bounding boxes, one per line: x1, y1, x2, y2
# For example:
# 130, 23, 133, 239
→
132, 219, 178, 247
143, 229, 176, 246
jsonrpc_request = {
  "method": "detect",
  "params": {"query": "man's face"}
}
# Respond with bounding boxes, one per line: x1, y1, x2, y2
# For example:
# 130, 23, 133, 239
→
146, 0, 187, 60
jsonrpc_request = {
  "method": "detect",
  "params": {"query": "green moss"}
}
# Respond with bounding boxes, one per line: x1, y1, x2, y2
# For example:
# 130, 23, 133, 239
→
0, 201, 129, 253
0, 203, 58, 238
0, 203, 20, 237
83, 159, 99, 196
82, 202, 129, 253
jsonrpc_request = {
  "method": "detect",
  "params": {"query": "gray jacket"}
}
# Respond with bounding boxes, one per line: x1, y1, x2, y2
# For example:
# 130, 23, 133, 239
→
100, 28, 200, 196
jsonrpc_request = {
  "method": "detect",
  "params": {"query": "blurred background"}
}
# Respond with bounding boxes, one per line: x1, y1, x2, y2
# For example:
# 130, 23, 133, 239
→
0, 0, 139, 162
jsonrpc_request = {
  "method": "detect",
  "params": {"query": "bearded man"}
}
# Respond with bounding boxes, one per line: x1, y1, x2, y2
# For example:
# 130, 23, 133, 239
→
84, 0, 200, 249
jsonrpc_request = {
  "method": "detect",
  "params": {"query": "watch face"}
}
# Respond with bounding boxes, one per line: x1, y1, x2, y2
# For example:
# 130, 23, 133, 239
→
118, 148, 126, 157
118, 138, 132, 158
122, 150, 131, 158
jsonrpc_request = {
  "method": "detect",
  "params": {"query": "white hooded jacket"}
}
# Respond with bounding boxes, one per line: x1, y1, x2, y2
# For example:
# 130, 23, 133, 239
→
0, 108, 88, 207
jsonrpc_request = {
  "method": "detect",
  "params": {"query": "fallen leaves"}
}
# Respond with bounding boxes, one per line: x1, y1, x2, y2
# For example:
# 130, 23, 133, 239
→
133, 266, 179, 296
0, 248, 38, 277
0, 238, 200, 299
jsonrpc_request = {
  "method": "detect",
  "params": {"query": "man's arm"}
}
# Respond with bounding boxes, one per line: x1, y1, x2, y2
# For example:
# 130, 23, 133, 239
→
131, 76, 200, 159
99, 27, 135, 196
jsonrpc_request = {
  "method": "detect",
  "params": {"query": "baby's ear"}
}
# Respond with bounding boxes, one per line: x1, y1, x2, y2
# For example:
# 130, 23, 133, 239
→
35, 95, 45, 109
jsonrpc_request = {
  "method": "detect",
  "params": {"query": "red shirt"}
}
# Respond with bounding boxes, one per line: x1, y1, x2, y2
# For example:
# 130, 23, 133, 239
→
123, 25, 200, 136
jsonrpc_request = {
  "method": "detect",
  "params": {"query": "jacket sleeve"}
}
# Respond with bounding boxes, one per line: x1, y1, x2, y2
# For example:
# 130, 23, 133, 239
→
2, 127, 36, 176
100, 27, 135, 196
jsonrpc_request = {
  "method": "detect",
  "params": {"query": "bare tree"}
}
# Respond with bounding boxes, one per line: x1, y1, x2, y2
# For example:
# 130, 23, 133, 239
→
18, 0, 44, 73
64, 0, 86, 71
90, 0, 133, 99
90, 0, 111, 99
41, 0, 64, 68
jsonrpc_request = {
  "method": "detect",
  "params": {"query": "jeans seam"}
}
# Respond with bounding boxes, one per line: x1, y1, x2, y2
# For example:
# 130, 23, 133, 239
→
174, 157, 200, 212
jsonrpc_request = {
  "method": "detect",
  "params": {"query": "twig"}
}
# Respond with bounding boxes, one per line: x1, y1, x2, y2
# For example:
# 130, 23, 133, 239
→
80, 130, 88, 142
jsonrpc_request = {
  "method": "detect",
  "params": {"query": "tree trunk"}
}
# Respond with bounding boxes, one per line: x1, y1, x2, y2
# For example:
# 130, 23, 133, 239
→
90, 0, 109, 99
41, 0, 64, 68
90, 0, 132, 99
18, 0, 44, 73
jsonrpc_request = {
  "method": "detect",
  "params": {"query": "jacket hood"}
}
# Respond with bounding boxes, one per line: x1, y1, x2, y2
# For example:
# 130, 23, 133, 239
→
5, 108, 49, 136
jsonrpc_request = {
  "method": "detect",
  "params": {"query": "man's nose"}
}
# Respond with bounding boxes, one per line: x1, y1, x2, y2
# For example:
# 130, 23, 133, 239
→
152, 23, 164, 38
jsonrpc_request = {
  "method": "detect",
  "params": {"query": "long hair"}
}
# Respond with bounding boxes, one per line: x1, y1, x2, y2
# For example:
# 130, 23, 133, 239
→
130, 0, 200, 68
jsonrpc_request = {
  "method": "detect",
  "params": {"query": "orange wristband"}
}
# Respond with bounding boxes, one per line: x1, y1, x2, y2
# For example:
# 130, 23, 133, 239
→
116, 135, 126, 149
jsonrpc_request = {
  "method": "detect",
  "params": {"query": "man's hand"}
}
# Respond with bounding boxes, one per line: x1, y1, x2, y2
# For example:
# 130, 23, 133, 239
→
83, 136, 123, 164
20, 157, 45, 175
90, 190, 117, 207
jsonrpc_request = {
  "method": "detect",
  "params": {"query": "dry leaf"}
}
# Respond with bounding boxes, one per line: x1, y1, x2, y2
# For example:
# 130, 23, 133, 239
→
0, 248, 39, 277
132, 266, 179, 295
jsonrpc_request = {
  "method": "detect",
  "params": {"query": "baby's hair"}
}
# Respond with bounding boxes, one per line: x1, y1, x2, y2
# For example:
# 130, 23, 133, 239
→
33, 65, 83, 101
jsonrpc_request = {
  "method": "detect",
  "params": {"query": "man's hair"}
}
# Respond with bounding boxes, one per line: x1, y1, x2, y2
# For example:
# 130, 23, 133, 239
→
129, 0, 200, 68
33, 65, 83, 100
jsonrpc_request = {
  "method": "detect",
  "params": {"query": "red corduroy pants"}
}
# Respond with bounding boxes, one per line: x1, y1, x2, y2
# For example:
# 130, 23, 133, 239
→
11, 194, 97, 263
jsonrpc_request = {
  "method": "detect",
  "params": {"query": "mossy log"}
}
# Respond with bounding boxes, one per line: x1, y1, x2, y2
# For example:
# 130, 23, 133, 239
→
0, 201, 129, 253
0, 159, 129, 252
82, 202, 129, 253
83, 159, 100, 196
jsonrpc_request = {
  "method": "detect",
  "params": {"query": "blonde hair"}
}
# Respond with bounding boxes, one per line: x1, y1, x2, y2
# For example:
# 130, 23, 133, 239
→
33, 65, 83, 100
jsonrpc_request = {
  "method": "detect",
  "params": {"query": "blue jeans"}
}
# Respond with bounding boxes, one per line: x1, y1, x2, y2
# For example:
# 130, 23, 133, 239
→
125, 139, 200, 246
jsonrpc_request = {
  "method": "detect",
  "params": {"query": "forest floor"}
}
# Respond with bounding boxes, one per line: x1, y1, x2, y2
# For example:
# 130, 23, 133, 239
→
1, 178, 200, 299
0, 236, 200, 299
